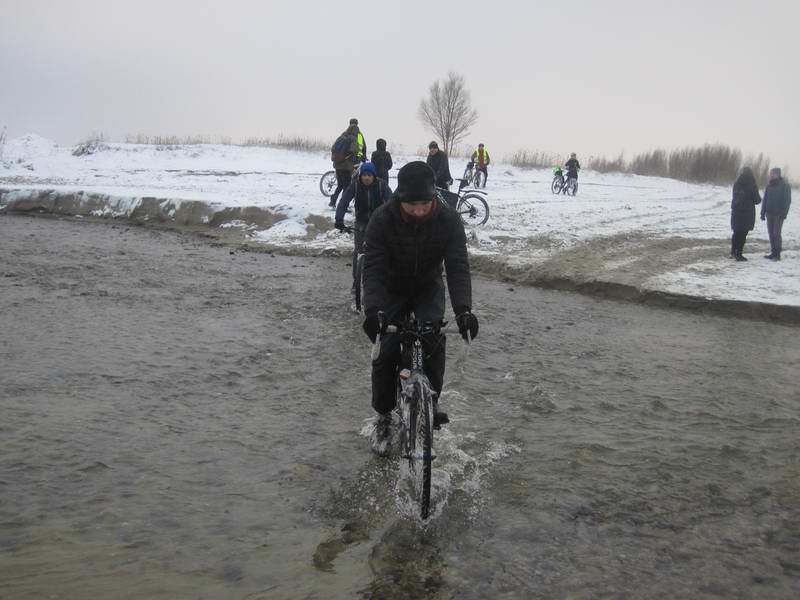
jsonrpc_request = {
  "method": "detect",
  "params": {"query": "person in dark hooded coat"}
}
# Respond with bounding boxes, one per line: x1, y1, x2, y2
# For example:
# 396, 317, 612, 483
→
370, 138, 393, 185
730, 166, 761, 261
426, 141, 452, 190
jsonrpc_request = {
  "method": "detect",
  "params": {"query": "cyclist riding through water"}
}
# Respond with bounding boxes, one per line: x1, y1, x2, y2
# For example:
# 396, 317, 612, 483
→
334, 161, 392, 299
362, 161, 479, 445
471, 143, 490, 187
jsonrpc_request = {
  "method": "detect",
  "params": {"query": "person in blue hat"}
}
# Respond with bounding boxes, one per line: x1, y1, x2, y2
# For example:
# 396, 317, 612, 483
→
335, 161, 392, 295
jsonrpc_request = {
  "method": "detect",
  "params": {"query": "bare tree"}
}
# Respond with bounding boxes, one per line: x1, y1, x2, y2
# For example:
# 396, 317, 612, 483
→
418, 72, 478, 155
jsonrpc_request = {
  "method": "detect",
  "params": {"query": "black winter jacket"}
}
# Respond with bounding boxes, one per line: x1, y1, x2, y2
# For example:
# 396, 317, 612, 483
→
371, 150, 393, 182
731, 174, 761, 231
335, 179, 392, 225
761, 178, 792, 220
565, 158, 581, 177
363, 197, 472, 314
426, 151, 452, 188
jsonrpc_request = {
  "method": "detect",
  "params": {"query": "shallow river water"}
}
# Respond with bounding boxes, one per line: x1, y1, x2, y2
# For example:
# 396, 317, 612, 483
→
1, 215, 799, 599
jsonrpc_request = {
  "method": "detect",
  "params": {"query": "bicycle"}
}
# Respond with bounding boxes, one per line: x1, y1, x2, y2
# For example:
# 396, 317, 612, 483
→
437, 179, 490, 227
372, 315, 463, 520
340, 226, 365, 314
461, 161, 476, 187
550, 166, 578, 196
320, 170, 337, 197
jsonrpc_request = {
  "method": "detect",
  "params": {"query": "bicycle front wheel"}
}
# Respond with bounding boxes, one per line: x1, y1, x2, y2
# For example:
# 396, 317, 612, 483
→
416, 381, 434, 520
551, 177, 563, 194
456, 194, 490, 227
474, 170, 485, 188
320, 171, 337, 197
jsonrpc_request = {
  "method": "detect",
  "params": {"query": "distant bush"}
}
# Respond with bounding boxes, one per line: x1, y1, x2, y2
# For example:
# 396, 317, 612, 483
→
72, 131, 109, 156
584, 144, 775, 187
241, 135, 328, 153
505, 149, 561, 169
123, 133, 233, 146
587, 153, 627, 174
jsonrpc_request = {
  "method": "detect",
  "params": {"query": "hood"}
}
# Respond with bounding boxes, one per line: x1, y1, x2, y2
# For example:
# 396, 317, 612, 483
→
376, 138, 387, 151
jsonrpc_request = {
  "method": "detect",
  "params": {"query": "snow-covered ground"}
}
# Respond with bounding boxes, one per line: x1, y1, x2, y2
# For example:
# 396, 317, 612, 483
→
1, 134, 797, 308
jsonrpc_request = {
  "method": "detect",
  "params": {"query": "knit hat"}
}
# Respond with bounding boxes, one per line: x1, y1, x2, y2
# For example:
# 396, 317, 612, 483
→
359, 162, 377, 177
428, 141, 439, 149
349, 118, 359, 125
395, 161, 436, 202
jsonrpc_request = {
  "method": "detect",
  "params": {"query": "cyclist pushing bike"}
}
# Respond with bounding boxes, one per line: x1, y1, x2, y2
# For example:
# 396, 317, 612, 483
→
362, 161, 479, 448
334, 161, 391, 302
470, 143, 490, 187
565, 153, 581, 183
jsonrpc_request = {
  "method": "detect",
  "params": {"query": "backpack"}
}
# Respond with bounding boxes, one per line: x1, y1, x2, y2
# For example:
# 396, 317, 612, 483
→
331, 135, 351, 162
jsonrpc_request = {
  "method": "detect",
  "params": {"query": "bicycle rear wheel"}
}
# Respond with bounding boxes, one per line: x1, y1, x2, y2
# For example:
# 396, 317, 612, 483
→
456, 194, 490, 226
320, 171, 337, 197
565, 178, 577, 196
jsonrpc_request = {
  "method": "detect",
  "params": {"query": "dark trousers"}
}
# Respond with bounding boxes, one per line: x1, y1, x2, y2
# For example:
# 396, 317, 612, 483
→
731, 230, 748, 256
330, 169, 352, 206
351, 224, 366, 290
371, 281, 446, 415
476, 165, 488, 186
766, 215, 785, 256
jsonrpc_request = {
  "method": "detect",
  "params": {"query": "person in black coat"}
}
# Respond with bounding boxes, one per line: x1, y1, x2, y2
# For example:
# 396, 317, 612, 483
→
370, 138, 393, 185
334, 162, 392, 292
565, 153, 581, 180
730, 166, 762, 261
361, 161, 478, 449
425, 141, 452, 191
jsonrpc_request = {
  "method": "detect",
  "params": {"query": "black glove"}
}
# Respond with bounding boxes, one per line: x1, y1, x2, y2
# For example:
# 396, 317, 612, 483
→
363, 310, 387, 343
456, 310, 479, 341
334, 219, 345, 231
760, 214, 766, 221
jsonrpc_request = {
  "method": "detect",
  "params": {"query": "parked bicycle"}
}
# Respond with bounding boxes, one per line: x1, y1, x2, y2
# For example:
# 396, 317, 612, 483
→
320, 170, 337, 197
371, 314, 464, 520
551, 166, 578, 196
438, 179, 490, 227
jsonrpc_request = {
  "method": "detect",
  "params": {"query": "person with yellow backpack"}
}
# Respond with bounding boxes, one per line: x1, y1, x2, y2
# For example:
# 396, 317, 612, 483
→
470, 143, 490, 187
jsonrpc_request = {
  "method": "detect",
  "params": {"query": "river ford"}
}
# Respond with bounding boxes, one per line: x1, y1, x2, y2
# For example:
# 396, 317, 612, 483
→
1, 215, 798, 599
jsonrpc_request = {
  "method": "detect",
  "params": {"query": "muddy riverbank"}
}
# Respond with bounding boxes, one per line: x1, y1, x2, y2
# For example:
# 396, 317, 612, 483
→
3, 190, 799, 325
1, 214, 799, 599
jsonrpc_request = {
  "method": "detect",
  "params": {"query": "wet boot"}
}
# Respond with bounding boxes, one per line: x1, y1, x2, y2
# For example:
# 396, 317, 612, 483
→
371, 413, 392, 456
735, 253, 747, 262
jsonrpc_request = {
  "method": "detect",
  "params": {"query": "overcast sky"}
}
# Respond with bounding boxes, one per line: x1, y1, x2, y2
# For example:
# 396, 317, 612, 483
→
1, 0, 797, 173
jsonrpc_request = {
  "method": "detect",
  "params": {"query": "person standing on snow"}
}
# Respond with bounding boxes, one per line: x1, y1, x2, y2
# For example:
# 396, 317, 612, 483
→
761, 167, 792, 261
470, 143, 490, 187
426, 141, 452, 191
729, 166, 761, 261
565, 153, 581, 182
350, 118, 367, 164
329, 122, 360, 208
370, 138, 393, 186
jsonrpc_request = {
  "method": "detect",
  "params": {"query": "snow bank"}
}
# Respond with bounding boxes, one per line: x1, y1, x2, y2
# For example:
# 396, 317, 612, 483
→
1, 135, 797, 311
